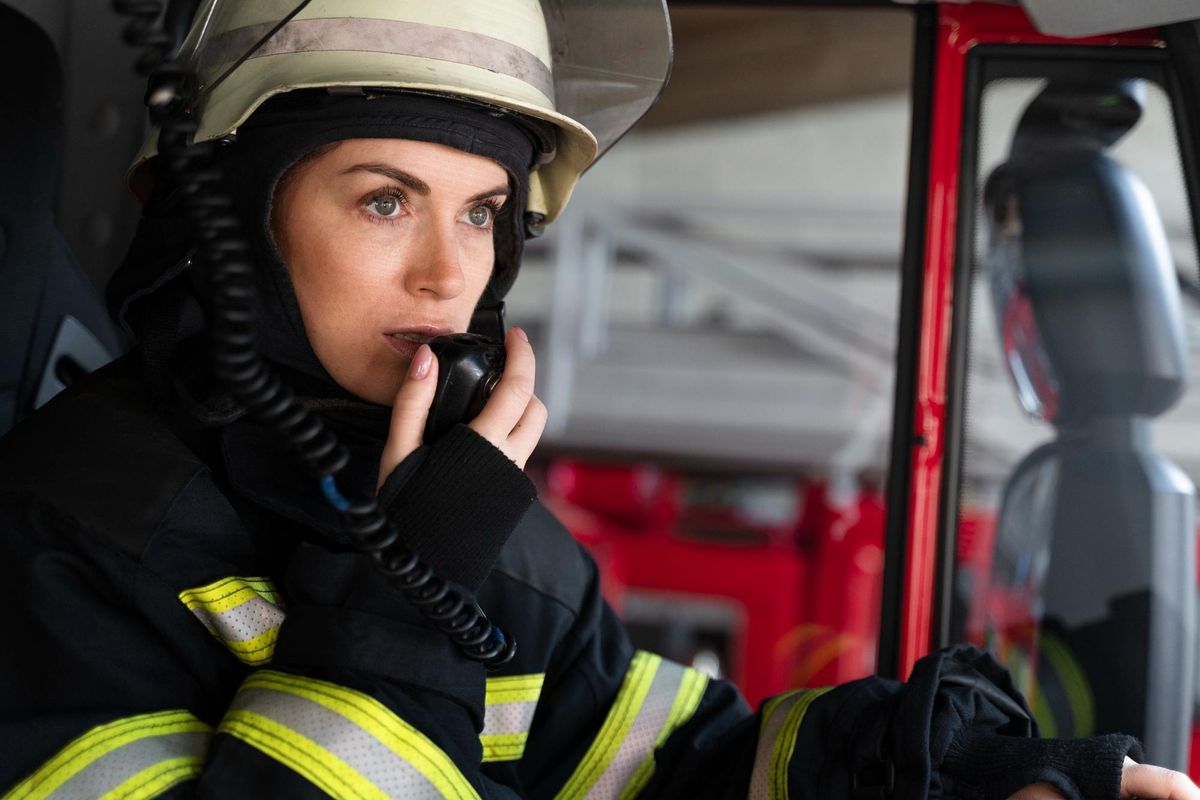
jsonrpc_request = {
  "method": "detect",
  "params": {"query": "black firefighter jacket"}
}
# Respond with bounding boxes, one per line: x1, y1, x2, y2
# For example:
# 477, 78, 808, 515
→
0, 356, 1138, 799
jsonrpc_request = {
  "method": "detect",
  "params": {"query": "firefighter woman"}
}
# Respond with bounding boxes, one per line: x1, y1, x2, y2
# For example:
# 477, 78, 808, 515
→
0, 1, 1197, 798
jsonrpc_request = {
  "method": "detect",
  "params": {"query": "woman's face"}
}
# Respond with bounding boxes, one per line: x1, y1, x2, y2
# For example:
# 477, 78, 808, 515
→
272, 138, 509, 405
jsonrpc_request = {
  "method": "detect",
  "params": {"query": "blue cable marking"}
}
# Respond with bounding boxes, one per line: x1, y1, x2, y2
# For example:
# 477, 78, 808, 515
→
320, 475, 351, 512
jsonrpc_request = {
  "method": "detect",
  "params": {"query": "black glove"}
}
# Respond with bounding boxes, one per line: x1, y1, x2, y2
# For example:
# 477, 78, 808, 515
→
940, 731, 1142, 800
376, 423, 537, 594
900, 645, 1141, 800
786, 645, 1140, 800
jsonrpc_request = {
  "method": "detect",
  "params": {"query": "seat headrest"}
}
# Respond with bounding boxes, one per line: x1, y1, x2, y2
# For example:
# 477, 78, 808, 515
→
984, 80, 1189, 424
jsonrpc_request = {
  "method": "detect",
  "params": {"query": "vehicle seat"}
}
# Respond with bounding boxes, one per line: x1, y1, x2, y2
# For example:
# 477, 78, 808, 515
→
984, 80, 1196, 768
0, 2, 121, 437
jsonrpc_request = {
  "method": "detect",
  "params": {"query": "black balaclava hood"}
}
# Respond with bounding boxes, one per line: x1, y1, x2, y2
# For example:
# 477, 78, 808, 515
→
218, 90, 543, 386
109, 90, 550, 406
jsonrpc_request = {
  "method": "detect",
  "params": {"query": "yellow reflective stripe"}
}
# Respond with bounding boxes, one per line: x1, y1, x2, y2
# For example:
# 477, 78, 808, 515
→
179, 577, 285, 665
236, 670, 479, 799
1001, 641, 1035, 700
553, 653, 707, 799
748, 688, 831, 800
481, 733, 528, 763
1040, 633, 1095, 737
749, 696, 791, 799
485, 673, 545, 705
1031, 685, 1058, 739
95, 755, 205, 800
4, 711, 211, 800
553, 652, 659, 800
663, 669, 708, 740
222, 710, 387, 800
178, 576, 280, 613
219, 626, 281, 665
770, 689, 830, 799
617, 666, 709, 800
480, 673, 545, 763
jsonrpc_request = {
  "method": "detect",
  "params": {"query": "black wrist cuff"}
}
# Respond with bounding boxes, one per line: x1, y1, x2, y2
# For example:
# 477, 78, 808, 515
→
941, 732, 1143, 800
377, 424, 536, 593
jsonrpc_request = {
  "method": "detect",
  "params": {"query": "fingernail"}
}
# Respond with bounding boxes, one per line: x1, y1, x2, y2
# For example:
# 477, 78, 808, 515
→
409, 344, 433, 379
513, 327, 529, 342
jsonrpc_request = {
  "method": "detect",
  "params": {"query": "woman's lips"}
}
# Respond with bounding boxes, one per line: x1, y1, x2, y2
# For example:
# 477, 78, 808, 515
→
384, 334, 422, 357
383, 327, 452, 356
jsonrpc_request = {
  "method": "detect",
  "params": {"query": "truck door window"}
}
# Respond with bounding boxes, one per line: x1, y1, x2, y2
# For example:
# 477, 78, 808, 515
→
948, 56, 1200, 771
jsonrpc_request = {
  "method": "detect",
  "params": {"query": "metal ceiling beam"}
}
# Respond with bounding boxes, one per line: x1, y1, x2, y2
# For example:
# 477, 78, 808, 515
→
639, 6, 913, 129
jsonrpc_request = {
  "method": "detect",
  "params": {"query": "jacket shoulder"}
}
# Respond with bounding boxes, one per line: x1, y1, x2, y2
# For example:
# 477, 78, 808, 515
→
0, 356, 207, 559
493, 500, 594, 616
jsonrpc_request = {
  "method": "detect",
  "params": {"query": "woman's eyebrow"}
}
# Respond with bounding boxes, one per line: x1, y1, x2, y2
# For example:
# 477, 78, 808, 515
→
340, 163, 431, 195
340, 163, 508, 205
466, 185, 511, 204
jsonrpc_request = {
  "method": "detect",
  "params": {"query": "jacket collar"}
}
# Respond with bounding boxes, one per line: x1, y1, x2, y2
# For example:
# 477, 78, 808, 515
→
219, 415, 384, 540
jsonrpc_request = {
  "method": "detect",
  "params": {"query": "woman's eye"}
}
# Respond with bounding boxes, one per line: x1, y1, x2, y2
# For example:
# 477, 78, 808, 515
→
466, 205, 493, 228
367, 195, 401, 218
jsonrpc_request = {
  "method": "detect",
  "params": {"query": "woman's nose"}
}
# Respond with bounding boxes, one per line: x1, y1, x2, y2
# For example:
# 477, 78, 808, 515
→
404, 223, 466, 299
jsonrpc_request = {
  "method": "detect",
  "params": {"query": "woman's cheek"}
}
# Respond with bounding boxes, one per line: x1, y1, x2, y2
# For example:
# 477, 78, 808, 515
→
460, 233, 495, 291
293, 256, 367, 357
314, 235, 389, 302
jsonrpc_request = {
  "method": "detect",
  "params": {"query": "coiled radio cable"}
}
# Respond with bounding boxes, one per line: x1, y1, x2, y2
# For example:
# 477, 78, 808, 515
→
114, 2, 516, 669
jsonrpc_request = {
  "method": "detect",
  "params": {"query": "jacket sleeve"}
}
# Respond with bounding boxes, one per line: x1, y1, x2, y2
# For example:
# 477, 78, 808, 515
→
196, 541, 501, 799
510, 530, 1142, 800
502, 541, 756, 799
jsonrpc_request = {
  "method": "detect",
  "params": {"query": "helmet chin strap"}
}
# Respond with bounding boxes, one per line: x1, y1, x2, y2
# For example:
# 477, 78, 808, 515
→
468, 200, 542, 342
469, 283, 507, 342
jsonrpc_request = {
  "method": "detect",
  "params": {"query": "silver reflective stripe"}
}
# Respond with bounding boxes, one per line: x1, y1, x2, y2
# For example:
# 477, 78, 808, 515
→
481, 700, 538, 738
748, 688, 831, 800
480, 673, 543, 763
190, 594, 285, 643
179, 577, 285, 665
207, 17, 555, 101
479, 702, 537, 763
47, 733, 210, 800
222, 671, 479, 798
229, 686, 443, 799
4, 711, 212, 800
583, 659, 685, 799
553, 652, 708, 800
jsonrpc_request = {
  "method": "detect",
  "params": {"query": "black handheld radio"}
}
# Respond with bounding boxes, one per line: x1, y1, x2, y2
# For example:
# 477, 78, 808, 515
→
424, 334, 506, 443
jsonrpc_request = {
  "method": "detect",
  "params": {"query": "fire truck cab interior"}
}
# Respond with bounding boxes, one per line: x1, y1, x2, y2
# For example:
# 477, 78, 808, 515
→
6, 0, 1200, 779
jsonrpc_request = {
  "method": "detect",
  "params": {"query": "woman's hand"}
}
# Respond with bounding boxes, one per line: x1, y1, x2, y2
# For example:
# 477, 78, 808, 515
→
378, 327, 547, 489
1118, 756, 1200, 799
1005, 758, 1200, 800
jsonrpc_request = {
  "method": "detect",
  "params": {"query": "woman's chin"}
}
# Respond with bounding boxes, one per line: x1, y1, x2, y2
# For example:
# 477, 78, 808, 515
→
356, 373, 406, 407
325, 354, 409, 408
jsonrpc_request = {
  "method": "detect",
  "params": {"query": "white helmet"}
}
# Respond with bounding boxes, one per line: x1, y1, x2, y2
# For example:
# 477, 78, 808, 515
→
129, 0, 672, 225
